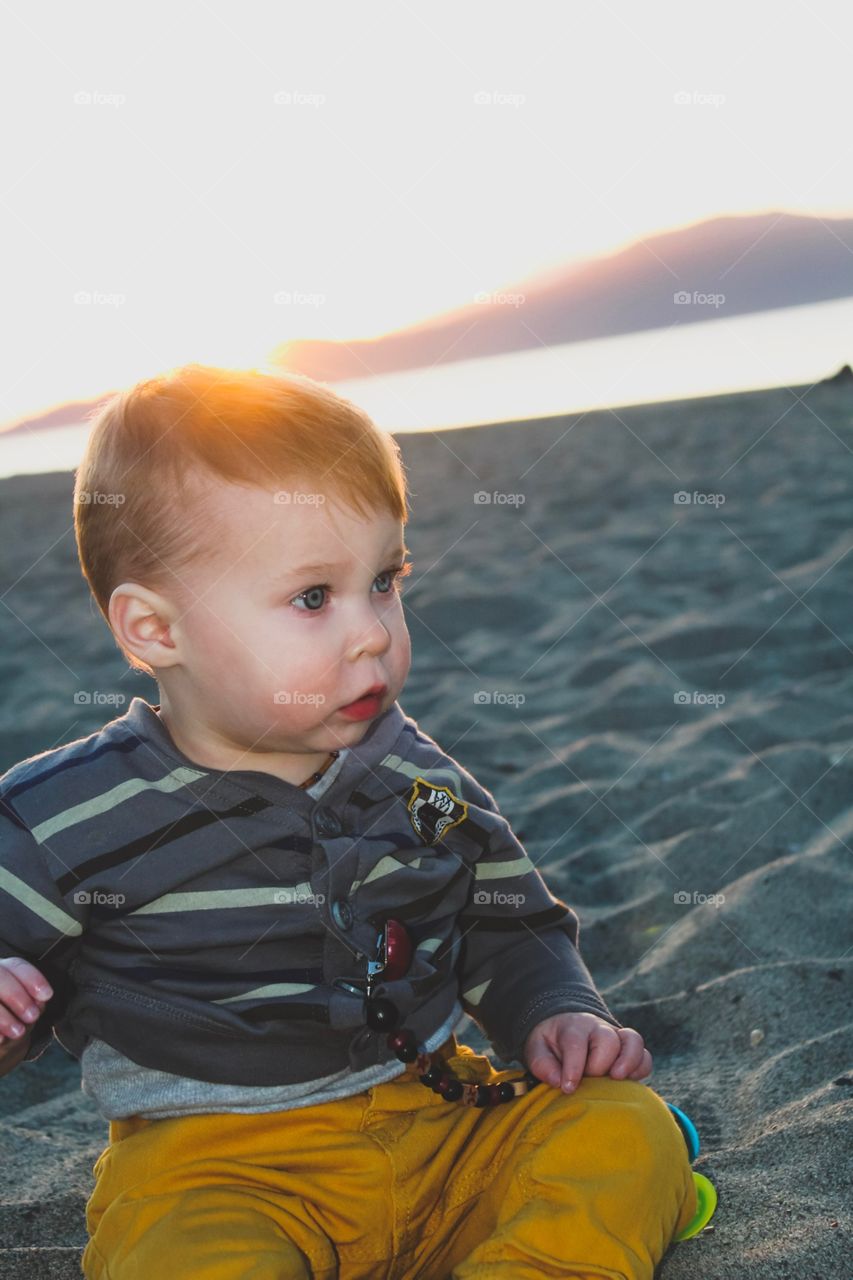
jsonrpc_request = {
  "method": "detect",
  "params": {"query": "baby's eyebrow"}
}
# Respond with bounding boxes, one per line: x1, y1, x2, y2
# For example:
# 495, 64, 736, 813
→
273, 546, 407, 581
283, 560, 342, 577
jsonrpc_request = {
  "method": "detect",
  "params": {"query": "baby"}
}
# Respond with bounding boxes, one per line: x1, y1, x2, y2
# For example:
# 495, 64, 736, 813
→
0, 365, 697, 1278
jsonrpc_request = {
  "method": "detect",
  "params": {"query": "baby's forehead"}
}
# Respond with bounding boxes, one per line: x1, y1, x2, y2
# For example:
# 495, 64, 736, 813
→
199, 475, 393, 534
180, 473, 399, 580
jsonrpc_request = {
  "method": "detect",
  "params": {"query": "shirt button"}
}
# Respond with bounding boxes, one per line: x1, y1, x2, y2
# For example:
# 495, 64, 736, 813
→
314, 806, 342, 838
331, 899, 353, 930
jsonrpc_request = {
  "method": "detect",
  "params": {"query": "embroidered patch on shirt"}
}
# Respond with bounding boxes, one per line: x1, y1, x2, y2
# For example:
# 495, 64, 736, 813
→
406, 777, 469, 845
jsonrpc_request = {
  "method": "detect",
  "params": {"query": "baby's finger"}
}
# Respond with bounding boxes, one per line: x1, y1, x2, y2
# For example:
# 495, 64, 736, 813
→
0, 962, 51, 1042
0, 957, 53, 1003
525, 1042, 563, 1089
552, 1030, 591, 1094
607, 1028, 647, 1078
583, 1023, 626, 1075
0, 998, 36, 1044
628, 1048, 654, 1081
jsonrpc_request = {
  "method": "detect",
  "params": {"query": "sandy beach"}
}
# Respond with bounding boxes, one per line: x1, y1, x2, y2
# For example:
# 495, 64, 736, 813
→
1, 380, 851, 1277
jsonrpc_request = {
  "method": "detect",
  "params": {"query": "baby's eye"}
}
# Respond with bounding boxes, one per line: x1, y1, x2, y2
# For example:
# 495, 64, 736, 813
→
290, 561, 412, 613
375, 562, 413, 594
293, 584, 330, 612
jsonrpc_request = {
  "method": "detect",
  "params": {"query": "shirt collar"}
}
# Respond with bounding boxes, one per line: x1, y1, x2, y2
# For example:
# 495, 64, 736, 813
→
120, 695, 408, 815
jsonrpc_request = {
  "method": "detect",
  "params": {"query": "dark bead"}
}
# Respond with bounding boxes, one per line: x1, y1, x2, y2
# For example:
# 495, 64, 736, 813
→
387, 1028, 415, 1054
383, 918, 414, 981
425, 1070, 445, 1100
381, 1015, 539, 1106
366, 998, 399, 1031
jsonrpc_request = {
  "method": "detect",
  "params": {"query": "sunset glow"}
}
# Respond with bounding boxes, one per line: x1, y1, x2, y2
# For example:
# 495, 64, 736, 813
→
1, 0, 851, 431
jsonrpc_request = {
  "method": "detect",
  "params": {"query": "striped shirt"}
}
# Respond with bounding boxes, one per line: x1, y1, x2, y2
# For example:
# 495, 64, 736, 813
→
0, 696, 621, 1112
78, 756, 467, 1120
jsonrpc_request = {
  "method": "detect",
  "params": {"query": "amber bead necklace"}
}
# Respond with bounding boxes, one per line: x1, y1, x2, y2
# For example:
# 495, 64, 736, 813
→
363, 918, 541, 1107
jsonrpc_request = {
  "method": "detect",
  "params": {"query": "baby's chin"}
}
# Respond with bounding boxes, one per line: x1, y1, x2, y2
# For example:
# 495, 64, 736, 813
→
324, 702, 391, 741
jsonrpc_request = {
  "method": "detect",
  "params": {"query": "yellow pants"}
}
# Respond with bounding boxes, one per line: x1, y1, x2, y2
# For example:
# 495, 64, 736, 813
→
82, 1034, 698, 1280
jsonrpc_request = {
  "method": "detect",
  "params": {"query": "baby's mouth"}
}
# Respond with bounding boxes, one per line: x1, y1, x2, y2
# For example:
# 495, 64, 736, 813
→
339, 683, 387, 716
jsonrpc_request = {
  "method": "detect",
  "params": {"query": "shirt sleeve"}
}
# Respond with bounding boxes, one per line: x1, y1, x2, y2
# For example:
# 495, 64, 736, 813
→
0, 792, 87, 1062
451, 768, 623, 1066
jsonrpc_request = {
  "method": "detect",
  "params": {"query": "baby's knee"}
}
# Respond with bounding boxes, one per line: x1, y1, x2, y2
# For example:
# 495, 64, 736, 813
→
595, 1079, 699, 1236
534, 1076, 693, 1191
576, 1080, 699, 1244
84, 1187, 324, 1280
593, 1079, 689, 1174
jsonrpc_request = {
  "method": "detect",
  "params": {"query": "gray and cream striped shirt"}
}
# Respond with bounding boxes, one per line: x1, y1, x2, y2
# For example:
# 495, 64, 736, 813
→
0, 696, 621, 1118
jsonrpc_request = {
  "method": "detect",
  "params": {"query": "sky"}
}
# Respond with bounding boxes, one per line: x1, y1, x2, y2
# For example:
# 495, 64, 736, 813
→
1, 0, 852, 429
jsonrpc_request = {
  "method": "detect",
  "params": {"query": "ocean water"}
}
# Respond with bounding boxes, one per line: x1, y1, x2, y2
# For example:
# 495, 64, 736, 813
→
1, 294, 852, 481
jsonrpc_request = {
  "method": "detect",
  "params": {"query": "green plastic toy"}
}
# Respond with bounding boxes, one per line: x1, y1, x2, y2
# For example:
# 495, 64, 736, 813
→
665, 1101, 718, 1240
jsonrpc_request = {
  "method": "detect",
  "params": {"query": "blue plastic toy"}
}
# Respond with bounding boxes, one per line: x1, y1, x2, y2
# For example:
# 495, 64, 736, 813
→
665, 1101, 718, 1241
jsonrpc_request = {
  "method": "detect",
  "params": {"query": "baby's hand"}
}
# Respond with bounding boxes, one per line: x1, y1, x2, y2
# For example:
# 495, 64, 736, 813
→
523, 1011, 653, 1094
0, 957, 53, 1073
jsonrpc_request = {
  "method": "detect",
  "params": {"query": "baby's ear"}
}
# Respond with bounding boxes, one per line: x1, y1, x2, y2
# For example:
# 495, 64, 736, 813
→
108, 583, 181, 667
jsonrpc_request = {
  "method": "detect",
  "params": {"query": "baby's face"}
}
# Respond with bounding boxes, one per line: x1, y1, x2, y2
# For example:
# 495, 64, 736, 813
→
160, 474, 412, 760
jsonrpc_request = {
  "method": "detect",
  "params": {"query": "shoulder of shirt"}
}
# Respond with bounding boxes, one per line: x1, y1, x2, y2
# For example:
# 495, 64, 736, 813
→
0, 699, 147, 832
390, 705, 505, 826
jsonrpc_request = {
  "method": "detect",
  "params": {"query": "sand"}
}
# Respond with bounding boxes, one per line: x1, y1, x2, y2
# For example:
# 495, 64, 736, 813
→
0, 381, 851, 1277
